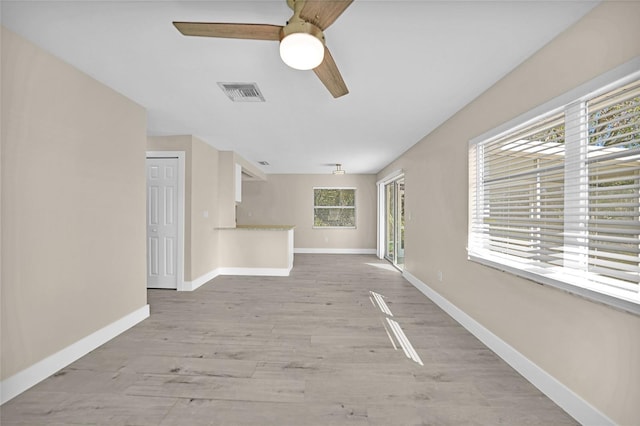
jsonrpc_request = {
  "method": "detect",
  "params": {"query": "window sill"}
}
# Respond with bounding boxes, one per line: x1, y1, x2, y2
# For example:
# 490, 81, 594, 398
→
468, 252, 640, 316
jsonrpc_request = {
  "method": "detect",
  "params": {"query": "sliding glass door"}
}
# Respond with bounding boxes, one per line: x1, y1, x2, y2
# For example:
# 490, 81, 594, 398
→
385, 183, 396, 262
384, 177, 405, 270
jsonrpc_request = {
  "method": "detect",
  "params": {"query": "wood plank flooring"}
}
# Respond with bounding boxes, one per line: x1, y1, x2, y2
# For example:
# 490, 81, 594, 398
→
1, 254, 577, 425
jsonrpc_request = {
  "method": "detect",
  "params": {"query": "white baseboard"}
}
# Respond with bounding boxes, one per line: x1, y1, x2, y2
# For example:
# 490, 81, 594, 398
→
0, 304, 150, 405
294, 248, 376, 254
180, 266, 293, 291
402, 270, 613, 426
181, 268, 221, 291
218, 267, 291, 277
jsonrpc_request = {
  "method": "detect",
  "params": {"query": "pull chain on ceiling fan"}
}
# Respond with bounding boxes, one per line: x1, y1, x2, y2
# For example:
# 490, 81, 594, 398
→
173, 0, 353, 98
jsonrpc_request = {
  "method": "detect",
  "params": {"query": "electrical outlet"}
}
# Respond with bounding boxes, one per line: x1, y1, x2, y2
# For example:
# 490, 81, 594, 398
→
437, 271, 443, 282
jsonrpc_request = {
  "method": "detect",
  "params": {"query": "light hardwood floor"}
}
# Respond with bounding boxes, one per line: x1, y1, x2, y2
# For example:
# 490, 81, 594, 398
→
1, 254, 577, 425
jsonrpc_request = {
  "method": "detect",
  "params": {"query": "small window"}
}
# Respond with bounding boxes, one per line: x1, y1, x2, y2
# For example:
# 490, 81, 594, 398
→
314, 188, 356, 228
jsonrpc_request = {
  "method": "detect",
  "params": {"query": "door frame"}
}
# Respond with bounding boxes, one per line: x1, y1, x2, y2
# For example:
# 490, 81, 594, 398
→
377, 169, 404, 260
146, 151, 186, 291
376, 169, 404, 271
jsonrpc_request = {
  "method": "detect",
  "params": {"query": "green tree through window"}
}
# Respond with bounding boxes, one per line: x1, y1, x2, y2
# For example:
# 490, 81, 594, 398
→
314, 188, 356, 227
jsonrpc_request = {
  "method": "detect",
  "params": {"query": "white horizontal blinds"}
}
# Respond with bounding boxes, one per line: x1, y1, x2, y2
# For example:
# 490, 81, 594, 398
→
474, 112, 566, 266
562, 101, 589, 279
470, 77, 640, 301
468, 143, 480, 250
585, 80, 640, 291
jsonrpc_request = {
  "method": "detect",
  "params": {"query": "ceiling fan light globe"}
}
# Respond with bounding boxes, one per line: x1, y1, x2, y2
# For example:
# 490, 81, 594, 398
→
279, 33, 324, 70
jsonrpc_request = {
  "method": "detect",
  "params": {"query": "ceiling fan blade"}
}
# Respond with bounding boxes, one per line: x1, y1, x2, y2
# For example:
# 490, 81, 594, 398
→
300, 0, 354, 30
173, 22, 283, 41
313, 46, 348, 98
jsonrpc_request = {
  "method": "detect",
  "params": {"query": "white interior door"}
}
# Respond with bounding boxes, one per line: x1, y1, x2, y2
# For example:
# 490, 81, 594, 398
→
146, 157, 178, 289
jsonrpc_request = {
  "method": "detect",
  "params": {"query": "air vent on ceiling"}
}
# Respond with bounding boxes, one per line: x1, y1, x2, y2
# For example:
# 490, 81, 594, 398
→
258, 161, 270, 166
217, 82, 265, 102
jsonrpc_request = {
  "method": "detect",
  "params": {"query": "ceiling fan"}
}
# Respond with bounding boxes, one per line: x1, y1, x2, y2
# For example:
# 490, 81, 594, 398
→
173, 0, 353, 98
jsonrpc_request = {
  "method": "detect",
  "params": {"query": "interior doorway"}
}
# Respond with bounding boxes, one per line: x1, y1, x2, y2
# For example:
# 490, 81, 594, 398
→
383, 176, 405, 270
146, 151, 185, 290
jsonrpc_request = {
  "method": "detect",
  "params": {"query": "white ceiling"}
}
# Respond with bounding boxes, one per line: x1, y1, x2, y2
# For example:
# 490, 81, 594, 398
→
1, 0, 598, 174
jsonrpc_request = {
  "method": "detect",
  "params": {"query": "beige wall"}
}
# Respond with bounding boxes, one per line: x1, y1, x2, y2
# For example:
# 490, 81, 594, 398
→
217, 152, 267, 228
234, 152, 266, 182
218, 151, 236, 228
147, 135, 221, 281
1, 27, 148, 379
219, 229, 292, 269
190, 138, 221, 280
377, 3, 640, 424
237, 174, 377, 250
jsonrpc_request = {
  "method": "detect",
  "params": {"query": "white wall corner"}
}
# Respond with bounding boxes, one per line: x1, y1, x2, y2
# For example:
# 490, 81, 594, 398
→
181, 265, 294, 289
181, 268, 221, 291
0, 304, 150, 405
402, 270, 614, 426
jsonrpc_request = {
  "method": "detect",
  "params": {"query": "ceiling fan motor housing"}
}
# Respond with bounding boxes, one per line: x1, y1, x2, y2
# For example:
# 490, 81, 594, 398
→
279, 18, 324, 44
279, 18, 326, 70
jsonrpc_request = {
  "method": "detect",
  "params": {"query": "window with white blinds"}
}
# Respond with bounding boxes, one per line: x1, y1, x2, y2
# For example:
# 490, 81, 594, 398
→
469, 76, 640, 312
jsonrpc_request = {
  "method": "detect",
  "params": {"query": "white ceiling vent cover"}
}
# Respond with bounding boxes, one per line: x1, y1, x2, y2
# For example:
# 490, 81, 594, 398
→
218, 82, 265, 102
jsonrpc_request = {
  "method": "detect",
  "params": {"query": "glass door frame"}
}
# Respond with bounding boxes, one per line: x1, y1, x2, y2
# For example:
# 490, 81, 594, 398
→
385, 181, 396, 263
377, 170, 405, 270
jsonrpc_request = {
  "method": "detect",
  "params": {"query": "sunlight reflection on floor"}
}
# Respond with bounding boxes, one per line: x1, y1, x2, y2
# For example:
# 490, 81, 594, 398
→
365, 262, 398, 272
369, 291, 424, 366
